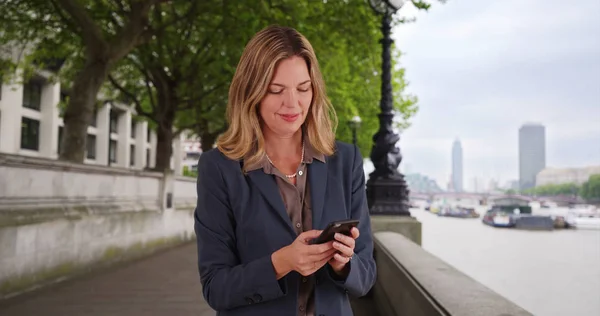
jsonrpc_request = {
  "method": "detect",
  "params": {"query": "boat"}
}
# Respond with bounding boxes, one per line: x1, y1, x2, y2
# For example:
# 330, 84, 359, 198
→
514, 214, 554, 231
482, 196, 554, 230
438, 206, 480, 218
482, 208, 516, 228
566, 207, 600, 230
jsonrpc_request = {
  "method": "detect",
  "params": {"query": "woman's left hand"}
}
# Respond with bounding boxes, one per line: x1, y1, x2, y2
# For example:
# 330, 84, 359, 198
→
328, 227, 360, 276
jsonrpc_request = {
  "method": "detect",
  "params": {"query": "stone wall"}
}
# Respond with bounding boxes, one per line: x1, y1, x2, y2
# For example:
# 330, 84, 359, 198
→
372, 231, 533, 316
0, 153, 197, 298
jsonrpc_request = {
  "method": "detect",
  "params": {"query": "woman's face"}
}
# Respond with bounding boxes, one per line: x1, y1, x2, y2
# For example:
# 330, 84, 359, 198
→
259, 56, 313, 138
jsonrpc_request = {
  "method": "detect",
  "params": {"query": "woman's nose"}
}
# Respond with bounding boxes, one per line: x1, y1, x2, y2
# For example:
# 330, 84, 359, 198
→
282, 90, 298, 108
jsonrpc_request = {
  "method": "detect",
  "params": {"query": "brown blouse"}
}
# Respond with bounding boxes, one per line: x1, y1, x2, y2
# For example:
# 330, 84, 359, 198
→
244, 142, 325, 316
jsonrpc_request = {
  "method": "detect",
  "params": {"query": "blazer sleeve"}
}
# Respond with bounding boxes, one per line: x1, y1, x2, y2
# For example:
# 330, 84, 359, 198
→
194, 153, 287, 310
326, 144, 377, 297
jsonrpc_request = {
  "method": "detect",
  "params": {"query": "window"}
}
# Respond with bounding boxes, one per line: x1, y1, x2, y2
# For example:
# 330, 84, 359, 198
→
130, 120, 136, 139
90, 106, 98, 127
57, 126, 63, 154
130, 144, 135, 166
23, 81, 42, 111
59, 92, 68, 117
147, 127, 151, 143
21, 117, 40, 150
86, 134, 96, 160
186, 152, 202, 161
109, 140, 117, 163
24, 81, 42, 110
109, 110, 119, 134
146, 148, 151, 168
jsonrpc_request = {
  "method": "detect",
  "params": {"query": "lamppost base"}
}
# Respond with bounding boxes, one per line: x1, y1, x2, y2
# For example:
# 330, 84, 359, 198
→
366, 175, 411, 216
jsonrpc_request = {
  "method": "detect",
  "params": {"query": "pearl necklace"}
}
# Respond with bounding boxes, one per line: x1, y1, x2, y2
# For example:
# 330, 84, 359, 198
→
266, 142, 305, 178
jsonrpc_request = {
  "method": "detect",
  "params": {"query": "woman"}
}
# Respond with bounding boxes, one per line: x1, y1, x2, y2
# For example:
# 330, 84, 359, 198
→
194, 25, 376, 316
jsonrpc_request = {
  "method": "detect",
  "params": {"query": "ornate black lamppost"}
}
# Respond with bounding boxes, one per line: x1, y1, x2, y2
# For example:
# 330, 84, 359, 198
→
366, 0, 411, 216
348, 115, 362, 146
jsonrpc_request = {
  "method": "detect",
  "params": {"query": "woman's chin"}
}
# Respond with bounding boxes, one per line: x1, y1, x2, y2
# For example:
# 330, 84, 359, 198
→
271, 125, 302, 137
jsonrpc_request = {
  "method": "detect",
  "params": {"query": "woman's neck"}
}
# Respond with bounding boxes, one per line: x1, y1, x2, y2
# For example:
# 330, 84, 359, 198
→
263, 130, 303, 161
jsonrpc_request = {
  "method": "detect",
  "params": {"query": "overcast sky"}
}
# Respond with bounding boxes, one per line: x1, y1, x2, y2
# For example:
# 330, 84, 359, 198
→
390, 0, 600, 190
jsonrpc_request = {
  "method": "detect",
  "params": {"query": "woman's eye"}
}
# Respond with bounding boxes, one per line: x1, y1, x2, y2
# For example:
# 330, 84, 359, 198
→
268, 90, 283, 94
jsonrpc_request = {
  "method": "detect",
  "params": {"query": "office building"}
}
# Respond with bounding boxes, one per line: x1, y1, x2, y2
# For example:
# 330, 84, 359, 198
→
519, 123, 546, 190
452, 139, 463, 192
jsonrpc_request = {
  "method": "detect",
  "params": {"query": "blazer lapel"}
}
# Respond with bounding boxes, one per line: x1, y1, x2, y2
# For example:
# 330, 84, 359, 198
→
308, 159, 328, 229
247, 170, 296, 235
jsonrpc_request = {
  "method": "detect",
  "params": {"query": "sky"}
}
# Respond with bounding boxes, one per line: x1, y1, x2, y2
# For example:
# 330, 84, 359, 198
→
388, 0, 600, 190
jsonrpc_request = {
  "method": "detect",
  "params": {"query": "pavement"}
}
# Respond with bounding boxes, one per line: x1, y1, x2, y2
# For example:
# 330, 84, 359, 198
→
0, 243, 215, 316
0, 242, 377, 316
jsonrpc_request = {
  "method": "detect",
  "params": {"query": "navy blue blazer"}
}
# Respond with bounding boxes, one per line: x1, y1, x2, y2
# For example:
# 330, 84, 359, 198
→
194, 141, 376, 316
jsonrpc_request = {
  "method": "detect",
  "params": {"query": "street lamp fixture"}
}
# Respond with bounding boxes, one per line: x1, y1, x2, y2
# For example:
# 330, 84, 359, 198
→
366, 0, 411, 216
348, 115, 362, 146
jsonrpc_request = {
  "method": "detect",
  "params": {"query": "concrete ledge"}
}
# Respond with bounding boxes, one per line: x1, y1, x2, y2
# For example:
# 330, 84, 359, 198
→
175, 176, 196, 182
374, 231, 532, 316
370, 215, 422, 245
0, 208, 196, 299
0, 153, 163, 178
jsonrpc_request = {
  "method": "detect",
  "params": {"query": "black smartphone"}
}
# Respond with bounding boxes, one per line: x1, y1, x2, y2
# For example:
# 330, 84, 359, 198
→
310, 219, 360, 245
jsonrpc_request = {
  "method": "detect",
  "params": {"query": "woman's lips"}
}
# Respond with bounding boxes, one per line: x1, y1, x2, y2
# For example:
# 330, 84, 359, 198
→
279, 114, 300, 122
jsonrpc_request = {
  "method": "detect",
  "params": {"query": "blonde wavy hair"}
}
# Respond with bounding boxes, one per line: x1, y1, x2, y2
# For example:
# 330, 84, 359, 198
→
216, 25, 338, 171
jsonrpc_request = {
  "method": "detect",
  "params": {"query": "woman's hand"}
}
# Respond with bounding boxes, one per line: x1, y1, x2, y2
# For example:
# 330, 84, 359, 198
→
328, 227, 360, 277
272, 230, 336, 278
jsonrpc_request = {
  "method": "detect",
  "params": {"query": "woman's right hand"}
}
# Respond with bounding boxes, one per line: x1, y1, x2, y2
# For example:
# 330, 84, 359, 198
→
272, 230, 336, 278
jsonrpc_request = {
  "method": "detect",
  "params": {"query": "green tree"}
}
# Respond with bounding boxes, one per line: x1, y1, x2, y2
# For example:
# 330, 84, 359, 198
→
581, 174, 600, 201
107, 0, 431, 169
0, 0, 170, 163
522, 183, 580, 196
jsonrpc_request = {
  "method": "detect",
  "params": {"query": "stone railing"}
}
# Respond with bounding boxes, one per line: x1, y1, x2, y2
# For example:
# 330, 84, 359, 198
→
0, 153, 197, 298
371, 231, 532, 316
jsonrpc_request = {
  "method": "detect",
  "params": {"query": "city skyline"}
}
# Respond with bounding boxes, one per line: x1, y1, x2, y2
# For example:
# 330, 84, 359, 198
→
393, 0, 600, 190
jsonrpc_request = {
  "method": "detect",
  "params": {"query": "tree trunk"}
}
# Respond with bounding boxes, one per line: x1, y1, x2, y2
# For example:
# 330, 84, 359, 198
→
59, 57, 111, 162
153, 90, 177, 171
154, 122, 174, 172
199, 130, 217, 152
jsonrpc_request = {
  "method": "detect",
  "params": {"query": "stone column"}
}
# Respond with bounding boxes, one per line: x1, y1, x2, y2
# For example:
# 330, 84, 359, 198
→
116, 108, 131, 168
134, 121, 148, 169
149, 130, 157, 169
95, 103, 111, 165
39, 81, 60, 158
172, 133, 184, 176
0, 76, 24, 154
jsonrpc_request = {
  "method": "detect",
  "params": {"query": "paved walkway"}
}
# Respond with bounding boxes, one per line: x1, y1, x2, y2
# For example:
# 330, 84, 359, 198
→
0, 243, 215, 316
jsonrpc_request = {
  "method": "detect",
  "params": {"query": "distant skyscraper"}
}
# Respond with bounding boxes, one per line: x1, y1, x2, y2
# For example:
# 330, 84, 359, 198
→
452, 139, 463, 192
519, 123, 546, 190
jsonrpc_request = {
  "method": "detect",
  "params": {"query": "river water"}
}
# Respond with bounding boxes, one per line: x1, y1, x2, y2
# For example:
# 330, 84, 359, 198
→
410, 207, 600, 316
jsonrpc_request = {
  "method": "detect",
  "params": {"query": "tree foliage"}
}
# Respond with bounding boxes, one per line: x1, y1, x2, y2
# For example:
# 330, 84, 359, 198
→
1, 0, 169, 163
1, 0, 440, 168
522, 183, 581, 196
108, 0, 426, 163
520, 175, 600, 201
581, 174, 600, 201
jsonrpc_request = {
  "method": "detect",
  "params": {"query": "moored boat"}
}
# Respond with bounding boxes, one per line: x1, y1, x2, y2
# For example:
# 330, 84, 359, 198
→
482, 209, 516, 227
566, 207, 600, 230
438, 206, 480, 218
513, 215, 554, 231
